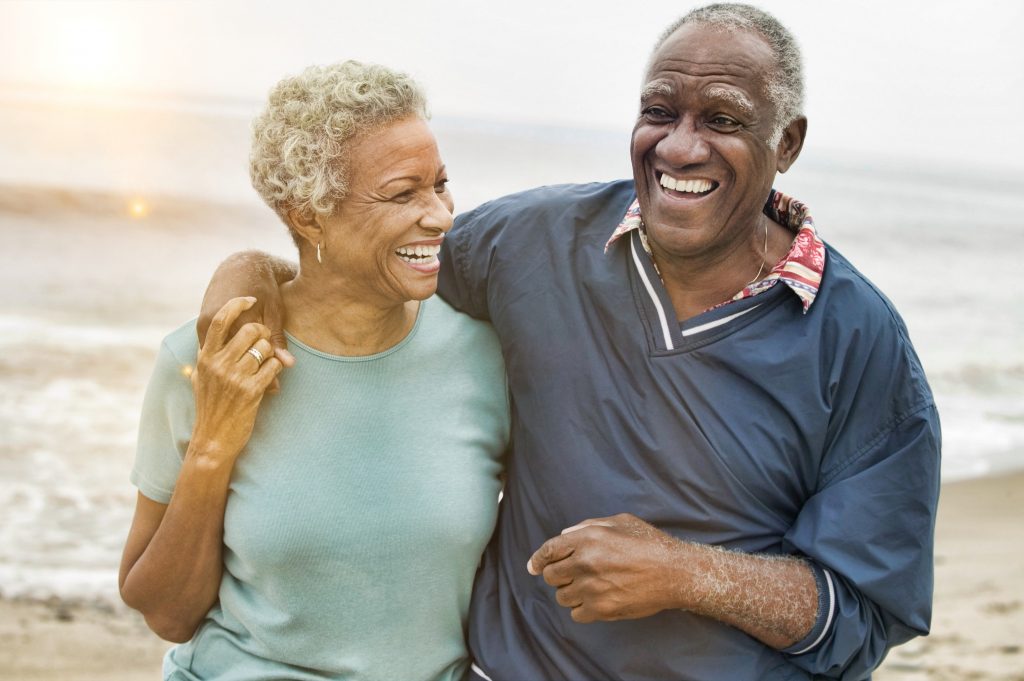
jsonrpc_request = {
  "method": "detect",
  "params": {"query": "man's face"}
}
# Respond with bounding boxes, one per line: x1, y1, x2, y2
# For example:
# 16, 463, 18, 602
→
630, 23, 799, 263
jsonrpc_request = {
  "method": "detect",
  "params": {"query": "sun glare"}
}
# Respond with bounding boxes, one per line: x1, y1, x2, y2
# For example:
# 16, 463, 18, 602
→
128, 198, 149, 219
53, 18, 120, 89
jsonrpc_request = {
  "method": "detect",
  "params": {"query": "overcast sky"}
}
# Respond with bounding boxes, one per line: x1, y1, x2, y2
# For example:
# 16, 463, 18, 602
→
2, 0, 1022, 171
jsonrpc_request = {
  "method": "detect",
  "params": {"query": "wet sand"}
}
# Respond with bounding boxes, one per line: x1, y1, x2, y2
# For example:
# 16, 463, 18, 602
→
1, 472, 1021, 680
0, 598, 168, 680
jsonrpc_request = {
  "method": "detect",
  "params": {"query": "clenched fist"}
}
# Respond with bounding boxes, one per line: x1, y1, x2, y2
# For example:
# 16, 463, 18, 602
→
527, 513, 692, 623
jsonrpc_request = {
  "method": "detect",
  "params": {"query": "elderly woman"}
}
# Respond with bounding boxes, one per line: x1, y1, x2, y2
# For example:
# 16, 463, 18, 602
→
118, 61, 509, 680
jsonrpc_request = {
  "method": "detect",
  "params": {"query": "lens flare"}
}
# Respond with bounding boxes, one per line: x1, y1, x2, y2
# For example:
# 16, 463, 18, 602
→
128, 198, 149, 219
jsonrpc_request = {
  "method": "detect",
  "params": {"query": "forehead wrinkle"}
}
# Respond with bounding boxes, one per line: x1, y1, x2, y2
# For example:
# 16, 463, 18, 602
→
650, 51, 764, 78
704, 86, 755, 117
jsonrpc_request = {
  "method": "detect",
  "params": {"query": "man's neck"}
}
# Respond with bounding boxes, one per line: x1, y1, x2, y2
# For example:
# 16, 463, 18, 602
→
654, 216, 792, 322
281, 268, 419, 357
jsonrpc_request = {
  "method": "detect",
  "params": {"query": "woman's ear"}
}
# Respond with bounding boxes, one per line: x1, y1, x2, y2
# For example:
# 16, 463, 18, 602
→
286, 208, 323, 251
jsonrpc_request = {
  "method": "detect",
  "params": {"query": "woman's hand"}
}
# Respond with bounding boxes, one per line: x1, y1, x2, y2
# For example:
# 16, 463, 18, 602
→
121, 299, 285, 639
190, 296, 285, 463
196, 251, 297, 393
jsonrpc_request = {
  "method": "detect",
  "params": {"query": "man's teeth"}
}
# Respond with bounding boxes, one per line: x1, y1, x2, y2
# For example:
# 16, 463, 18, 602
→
659, 175, 714, 194
395, 244, 441, 262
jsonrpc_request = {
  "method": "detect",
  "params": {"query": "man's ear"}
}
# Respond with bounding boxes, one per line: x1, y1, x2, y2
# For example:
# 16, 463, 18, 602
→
286, 208, 323, 251
776, 116, 807, 174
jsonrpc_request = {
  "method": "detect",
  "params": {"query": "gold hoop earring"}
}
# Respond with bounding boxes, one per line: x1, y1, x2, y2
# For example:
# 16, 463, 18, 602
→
316, 242, 323, 264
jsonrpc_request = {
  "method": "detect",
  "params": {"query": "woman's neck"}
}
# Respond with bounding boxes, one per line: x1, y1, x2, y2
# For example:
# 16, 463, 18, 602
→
281, 270, 419, 357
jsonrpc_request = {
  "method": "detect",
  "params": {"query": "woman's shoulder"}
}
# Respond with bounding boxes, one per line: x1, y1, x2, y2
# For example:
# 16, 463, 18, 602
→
138, 320, 199, 407
157, 318, 200, 365
418, 297, 502, 355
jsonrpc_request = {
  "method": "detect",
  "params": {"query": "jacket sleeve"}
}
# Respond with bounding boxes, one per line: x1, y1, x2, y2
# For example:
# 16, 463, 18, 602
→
436, 208, 493, 321
780, 304, 942, 679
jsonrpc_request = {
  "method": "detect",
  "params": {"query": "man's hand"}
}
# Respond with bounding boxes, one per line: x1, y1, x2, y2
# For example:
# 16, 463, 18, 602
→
527, 512, 819, 649
196, 251, 297, 388
527, 513, 688, 623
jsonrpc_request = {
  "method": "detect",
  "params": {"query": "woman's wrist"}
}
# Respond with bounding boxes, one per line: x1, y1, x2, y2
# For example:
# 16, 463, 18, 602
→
185, 436, 241, 471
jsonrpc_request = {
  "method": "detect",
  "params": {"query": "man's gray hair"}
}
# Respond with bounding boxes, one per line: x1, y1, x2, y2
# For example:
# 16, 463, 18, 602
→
654, 3, 804, 147
249, 60, 427, 243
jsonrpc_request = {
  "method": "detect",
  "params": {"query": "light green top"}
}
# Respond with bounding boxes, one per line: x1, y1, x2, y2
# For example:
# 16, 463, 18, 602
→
132, 298, 509, 681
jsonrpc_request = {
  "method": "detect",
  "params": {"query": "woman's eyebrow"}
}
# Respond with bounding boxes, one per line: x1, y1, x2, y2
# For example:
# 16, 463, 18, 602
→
380, 174, 423, 187
381, 164, 446, 187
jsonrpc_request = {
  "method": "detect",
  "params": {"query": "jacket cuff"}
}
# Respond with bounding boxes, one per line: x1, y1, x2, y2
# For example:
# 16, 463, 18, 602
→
783, 562, 836, 656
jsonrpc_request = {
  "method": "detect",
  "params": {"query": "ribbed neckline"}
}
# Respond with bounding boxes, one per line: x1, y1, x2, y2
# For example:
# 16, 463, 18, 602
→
283, 300, 426, 363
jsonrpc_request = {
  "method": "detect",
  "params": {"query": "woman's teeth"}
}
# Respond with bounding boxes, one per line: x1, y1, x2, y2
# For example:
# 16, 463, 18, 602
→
395, 244, 441, 263
659, 174, 715, 194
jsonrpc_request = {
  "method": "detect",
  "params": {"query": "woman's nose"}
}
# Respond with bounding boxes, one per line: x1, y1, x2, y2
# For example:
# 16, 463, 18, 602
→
421, 191, 454, 233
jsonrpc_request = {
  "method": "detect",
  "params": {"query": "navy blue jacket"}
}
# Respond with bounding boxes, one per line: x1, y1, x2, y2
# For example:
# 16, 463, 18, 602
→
437, 180, 940, 681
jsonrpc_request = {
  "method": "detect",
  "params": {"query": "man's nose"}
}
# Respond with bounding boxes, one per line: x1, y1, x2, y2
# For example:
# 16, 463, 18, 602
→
656, 118, 711, 166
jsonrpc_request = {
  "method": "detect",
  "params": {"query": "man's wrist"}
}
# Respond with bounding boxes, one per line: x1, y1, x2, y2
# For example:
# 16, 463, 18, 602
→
268, 256, 298, 284
234, 250, 297, 285
667, 540, 706, 612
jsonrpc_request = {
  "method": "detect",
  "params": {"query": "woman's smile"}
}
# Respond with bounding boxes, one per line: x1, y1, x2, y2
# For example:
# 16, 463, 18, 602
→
394, 237, 444, 272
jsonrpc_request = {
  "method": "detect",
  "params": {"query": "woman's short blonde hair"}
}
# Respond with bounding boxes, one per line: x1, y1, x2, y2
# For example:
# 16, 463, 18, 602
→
249, 60, 427, 240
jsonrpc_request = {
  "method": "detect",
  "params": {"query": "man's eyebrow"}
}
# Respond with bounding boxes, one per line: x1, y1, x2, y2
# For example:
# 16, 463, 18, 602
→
639, 82, 674, 103
704, 87, 755, 117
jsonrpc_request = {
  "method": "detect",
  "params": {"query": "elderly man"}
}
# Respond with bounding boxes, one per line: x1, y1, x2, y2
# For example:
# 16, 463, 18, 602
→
199, 4, 940, 679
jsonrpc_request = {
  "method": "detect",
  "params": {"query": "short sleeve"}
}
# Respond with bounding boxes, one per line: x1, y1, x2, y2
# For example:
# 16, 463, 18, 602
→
130, 333, 197, 503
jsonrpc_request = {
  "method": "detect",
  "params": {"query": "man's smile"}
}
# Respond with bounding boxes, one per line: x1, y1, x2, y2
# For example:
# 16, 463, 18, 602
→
656, 171, 719, 200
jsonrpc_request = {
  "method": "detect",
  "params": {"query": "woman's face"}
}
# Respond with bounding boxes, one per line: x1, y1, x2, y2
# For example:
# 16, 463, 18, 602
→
319, 116, 454, 306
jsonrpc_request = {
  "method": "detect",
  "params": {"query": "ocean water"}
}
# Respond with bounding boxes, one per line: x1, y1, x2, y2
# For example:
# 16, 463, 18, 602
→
1, 92, 1022, 605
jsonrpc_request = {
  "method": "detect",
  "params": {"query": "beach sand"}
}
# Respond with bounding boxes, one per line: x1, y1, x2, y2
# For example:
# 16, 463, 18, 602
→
0, 599, 168, 680
1, 473, 1021, 680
